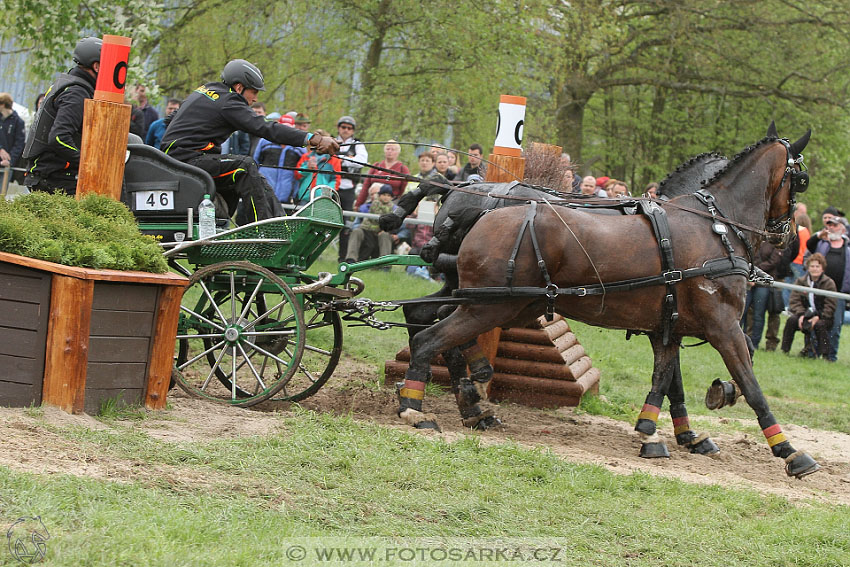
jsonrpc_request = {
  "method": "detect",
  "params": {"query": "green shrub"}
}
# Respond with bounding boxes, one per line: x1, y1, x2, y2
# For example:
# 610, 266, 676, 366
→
0, 192, 168, 273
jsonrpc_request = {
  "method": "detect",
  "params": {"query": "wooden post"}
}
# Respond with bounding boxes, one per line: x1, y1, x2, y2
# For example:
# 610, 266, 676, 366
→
477, 95, 528, 363
145, 285, 184, 409
76, 35, 132, 200
42, 275, 95, 413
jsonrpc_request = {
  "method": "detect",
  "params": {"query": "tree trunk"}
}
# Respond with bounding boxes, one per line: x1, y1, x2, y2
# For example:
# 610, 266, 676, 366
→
556, 96, 588, 172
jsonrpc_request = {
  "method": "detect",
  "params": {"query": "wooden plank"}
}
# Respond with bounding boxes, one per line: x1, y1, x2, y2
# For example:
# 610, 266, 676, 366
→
92, 283, 158, 311
88, 336, 152, 363
146, 285, 184, 409
0, 381, 40, 407
86, 363, 148, 389
0, 251, 189, 286
0, 355, 40, 384
83, 388, 144, 415
77, 98, 131, 200
42, 275, 94, 413
89, 310, 155, 336
0, 298, 45, 331
0, 327, 42, 358
0, 269, 51, 303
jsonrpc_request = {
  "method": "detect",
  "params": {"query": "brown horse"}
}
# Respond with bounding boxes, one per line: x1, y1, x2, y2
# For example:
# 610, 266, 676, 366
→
398, 130, 819, 478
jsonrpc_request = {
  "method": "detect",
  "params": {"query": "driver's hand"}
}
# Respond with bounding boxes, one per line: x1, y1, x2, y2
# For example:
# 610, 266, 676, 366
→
309, 132, 339, 155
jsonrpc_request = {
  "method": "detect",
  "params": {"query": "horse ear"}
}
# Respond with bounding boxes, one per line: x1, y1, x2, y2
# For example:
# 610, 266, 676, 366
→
789, 129, 812, 156
766, 121, 778, 138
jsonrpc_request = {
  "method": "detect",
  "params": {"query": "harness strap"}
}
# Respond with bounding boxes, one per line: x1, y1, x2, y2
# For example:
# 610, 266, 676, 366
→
638, 200, 679, 345
453, 256, 750, 301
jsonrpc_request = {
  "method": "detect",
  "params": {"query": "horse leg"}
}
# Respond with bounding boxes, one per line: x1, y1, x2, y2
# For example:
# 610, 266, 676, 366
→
442, 340, 502, 430
636, 334, 681, 458
400, 302, 528, 431
705, 323, 820, 478
667, 356, 719, 455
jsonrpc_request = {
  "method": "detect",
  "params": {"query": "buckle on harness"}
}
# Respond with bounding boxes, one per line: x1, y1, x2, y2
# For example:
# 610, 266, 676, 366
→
664, 270, 683, 283
575, 287, 587, 297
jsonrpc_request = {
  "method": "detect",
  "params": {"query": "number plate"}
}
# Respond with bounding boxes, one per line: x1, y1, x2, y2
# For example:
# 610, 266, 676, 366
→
135, 190, 175, 211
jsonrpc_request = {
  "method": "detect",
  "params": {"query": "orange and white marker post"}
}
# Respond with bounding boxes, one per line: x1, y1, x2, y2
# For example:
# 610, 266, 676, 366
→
77, 35, 133, 200
477, 95, 528, 363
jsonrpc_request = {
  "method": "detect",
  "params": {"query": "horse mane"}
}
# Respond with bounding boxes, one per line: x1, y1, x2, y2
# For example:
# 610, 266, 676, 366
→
701, 136, 779, 187
657, 152, 728, 199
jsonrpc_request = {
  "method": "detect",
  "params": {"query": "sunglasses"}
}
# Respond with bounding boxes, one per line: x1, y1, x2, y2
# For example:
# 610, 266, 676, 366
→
338, 124, 354, 130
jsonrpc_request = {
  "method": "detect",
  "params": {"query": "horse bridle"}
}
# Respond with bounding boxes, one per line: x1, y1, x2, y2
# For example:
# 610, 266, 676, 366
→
766, 138, 809, 237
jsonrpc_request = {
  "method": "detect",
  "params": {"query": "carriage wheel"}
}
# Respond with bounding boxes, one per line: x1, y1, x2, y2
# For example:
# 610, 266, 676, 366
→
269, 300, 343, 402
173, 261, 306, 407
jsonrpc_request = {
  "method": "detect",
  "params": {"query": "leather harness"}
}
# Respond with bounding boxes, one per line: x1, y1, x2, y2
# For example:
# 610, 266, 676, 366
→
453, 190, 753, 345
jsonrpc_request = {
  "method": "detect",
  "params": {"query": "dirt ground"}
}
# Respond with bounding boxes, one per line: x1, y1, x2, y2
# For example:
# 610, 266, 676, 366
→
2, 356, 849, 506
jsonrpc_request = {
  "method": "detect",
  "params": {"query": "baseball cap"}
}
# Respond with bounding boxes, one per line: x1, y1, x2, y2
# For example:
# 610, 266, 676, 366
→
378, 184, 393, 195
278, 115, 295, 126
294, 113, 311, 124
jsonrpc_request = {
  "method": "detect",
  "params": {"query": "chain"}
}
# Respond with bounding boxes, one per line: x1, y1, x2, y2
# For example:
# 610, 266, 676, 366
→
317, 298, 406, 330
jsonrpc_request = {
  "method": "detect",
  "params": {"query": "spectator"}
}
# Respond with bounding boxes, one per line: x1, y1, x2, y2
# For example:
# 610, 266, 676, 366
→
355, 140, 409, 209
160, 58, 337, 223
0, 93, 26, 169
607, 179, 629, 198
459, 143, 486, 181
255, 115, 305, 204
294, 146, 342, 204
434, 152, 455, 181
335, 115, 368, 262
580, 175, 607, 197
23, 37, 102, 195
145, 98, 181, 148
805, 208, 850, 361
345, 184, 396, 262
562, 167, 577, 193
447, 150, 461, 179
417, 151, 447, 183
127, 91, 146, 138
741, 242, 782, 351
781, 210, 812, 308
246, 102, 267, 156
33, 93, 45, 113
293, 113, 311, 132
132, 84, 159, 137
781, 253, 837, 359
644, 182, 658, 198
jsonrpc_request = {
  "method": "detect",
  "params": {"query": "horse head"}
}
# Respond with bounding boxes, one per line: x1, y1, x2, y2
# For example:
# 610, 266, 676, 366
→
765, 128, 810, 246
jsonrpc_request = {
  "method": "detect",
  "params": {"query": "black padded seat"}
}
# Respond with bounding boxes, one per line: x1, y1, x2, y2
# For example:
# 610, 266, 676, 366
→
122, 144, 216, 222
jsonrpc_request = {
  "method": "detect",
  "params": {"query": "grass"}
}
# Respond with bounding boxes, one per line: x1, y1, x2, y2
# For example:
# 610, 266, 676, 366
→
1, 411, 848, 566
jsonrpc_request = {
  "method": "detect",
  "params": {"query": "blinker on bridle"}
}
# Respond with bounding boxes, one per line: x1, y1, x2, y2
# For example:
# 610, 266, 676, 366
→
767, 139, 808, 238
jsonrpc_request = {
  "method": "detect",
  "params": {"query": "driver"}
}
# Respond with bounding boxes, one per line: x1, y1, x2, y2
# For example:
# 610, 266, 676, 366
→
23, 37, 102, 195
161, 59, 338, 223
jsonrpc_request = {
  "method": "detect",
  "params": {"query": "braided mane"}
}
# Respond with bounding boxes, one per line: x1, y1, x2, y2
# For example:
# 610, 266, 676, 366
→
701, 136, 779, 187
657, 152, 728, 199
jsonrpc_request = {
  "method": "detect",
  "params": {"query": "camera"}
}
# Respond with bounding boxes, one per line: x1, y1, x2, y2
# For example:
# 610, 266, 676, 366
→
801, 307, 818, 332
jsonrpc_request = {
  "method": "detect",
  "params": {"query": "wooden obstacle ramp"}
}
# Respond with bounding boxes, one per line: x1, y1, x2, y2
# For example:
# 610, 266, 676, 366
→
385, 314, 600, 408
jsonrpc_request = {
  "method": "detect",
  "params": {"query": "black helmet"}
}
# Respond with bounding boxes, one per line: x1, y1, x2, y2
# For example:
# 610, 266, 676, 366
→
221, 59, 265, 91
73, 37, 103, 68
337, 115, 356, 128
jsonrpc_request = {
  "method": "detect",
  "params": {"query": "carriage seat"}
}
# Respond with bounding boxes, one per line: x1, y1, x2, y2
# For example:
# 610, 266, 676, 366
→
122, 143, 217, 222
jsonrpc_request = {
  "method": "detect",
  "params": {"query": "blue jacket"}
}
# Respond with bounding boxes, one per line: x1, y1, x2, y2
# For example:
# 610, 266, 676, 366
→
145, 118, 168, 148
254, 138, 304, 203
814, 239, 850, 293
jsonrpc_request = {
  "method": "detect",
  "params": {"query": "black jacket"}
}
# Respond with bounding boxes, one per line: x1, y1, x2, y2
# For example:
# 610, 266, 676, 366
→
161, 82, 308, 162
0, 110, 26, 167
26, 67, 96, 182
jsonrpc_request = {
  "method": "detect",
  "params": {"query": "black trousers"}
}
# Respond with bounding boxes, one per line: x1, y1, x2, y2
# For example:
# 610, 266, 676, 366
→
781, 314, 831, 356
187, 154, 283, 224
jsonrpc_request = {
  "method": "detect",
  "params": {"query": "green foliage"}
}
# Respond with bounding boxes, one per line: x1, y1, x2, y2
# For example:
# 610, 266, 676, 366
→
0, 192, 167, 272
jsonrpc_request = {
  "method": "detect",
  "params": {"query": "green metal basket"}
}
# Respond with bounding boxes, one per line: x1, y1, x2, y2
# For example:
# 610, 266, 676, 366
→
186, 195, 344, 272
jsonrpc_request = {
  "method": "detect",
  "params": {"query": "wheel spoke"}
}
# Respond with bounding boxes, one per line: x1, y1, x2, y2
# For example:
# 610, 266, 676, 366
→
236, 342, 267, 391
179, 339, 227, 371
229, 271, 237, 325
238, 278, 265, 322
201, 345, 229, 391
180, 305, 225, 332
242, 339, 293, 367
198, 278, 227, 323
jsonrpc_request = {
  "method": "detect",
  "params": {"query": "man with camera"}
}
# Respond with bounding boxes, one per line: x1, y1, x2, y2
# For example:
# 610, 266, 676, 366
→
781, 253, 837, 359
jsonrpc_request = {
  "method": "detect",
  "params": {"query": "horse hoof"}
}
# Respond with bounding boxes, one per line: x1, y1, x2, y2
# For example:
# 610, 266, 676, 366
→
784, 451, 821, 478
705, 379, 740, 410
414, 420, 442, 432
473, 415, 502, 431
689, 436, 720, 456
639, 442, 670, 458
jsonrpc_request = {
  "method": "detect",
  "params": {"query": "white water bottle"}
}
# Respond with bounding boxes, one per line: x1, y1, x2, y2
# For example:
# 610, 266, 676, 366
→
198, 194, 216, 240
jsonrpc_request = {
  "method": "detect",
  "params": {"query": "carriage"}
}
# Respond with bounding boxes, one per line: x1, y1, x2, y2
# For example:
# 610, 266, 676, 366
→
123, 143, 430, 407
